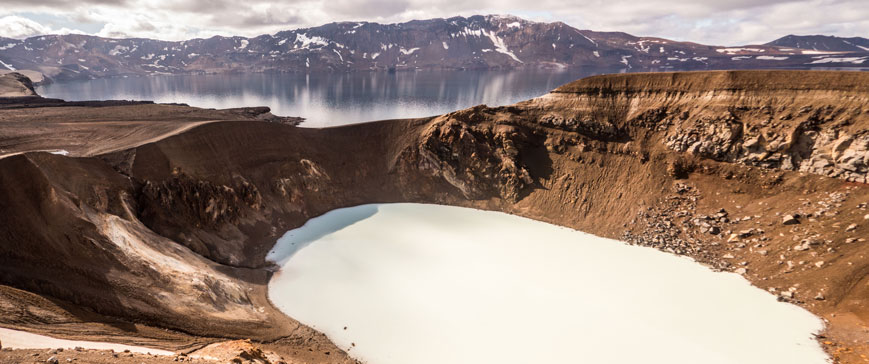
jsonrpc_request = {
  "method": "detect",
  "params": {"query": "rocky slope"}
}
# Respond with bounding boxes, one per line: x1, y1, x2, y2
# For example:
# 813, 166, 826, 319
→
0, 70, 867, 364
1, 16, 867, 83
767, 35, 869, 53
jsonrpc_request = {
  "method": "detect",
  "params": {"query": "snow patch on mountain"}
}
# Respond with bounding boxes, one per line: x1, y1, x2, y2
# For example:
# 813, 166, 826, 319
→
801, 50, 837, 55
0, 58, 15, 70
296, 33, 329, 49
621, 55, 632, 67
452, 27, 483, 38
809, 56, 867, 64
482, 29, 522, 63
578, 32, 597, 47
108, 45, 129, 56
716, 48, 765, 54
757, 56, 789, 60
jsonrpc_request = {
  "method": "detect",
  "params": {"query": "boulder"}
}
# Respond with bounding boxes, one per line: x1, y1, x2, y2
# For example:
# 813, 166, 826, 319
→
782, 215, 799, 225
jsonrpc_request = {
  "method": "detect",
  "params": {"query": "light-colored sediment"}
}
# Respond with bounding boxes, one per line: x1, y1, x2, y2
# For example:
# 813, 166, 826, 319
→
0, 327, 174, 355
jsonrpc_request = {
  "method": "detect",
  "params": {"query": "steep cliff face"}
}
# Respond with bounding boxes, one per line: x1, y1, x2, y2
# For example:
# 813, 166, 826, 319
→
0, 70, 867, 363
541, 71, 869, 183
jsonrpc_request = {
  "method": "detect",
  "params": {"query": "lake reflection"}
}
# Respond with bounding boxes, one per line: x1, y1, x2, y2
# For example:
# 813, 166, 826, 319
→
37, 68, 622, 127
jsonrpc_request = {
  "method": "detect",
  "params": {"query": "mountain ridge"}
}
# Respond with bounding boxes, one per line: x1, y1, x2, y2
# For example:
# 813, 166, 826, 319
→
766, 34, 869, 52
0, 15, 867, 83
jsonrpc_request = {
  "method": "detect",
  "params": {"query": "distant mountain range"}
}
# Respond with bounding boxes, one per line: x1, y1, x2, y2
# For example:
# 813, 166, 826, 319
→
0, 15, 866, 83
767, 34, 869, 53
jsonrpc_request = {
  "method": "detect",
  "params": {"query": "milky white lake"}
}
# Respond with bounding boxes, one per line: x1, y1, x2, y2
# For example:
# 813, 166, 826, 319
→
266, 203, 829, 364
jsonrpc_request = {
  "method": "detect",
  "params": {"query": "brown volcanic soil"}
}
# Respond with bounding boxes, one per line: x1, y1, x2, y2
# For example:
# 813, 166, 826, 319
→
0, 73, 36, 97
0, 70, 868, 364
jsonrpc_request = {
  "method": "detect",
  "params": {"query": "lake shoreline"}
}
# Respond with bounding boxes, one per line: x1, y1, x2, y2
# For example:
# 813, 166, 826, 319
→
267, 203, 829, 364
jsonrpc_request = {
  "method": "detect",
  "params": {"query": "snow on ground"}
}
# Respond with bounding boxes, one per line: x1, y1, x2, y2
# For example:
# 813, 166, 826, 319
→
268, 203, 828, 364
442, 41, 449, 50
0, 327, 174, 355
399, 47, 419, 55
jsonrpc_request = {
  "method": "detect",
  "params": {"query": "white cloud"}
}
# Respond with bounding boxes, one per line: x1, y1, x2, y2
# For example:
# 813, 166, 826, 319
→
0, 15, 52, 39
0, 15, 86, 39
0, 0, 866, 44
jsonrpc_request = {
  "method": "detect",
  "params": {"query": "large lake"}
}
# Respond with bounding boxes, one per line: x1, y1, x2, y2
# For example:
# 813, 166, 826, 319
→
267, 203, 828, 364
36, 68, 624, 127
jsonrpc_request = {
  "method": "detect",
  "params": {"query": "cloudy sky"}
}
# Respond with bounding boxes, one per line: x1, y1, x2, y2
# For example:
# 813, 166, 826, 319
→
0, 0, 866, 45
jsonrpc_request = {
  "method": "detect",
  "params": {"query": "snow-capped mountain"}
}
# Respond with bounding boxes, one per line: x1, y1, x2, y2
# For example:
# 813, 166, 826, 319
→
766, 34, 869, 53
0, 15, 866, 82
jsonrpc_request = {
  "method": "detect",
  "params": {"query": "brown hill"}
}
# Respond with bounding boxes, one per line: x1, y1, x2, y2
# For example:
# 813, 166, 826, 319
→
0, 72, 36, 97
